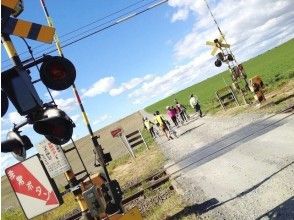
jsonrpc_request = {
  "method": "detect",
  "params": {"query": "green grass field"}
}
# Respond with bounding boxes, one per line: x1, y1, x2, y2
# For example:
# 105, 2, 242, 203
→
145, 39, 294, 114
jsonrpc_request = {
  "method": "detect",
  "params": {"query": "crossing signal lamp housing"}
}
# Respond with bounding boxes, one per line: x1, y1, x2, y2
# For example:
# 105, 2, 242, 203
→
33, 108, 75, 145
40, 56, 76, 91
214, 52, 234, 67
1, 67, 43, 116
1, 90, 9, 117
215, 59, 222, 67
1, 131, 33, 161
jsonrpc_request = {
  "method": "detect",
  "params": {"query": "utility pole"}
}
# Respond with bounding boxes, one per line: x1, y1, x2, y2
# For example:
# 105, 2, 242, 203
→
39, 0, 123, 216
203, 0, 249, 105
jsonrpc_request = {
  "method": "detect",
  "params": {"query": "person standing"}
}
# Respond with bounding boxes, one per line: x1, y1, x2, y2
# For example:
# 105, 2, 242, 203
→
143, 117, 157, 139
166, 106, 178, 127
154, 111, 173, 140
175, 101, 188, 122
189, 94, 203, 117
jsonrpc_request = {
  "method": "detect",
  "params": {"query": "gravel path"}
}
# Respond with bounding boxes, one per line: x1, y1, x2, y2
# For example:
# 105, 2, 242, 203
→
150, 111, 294, 219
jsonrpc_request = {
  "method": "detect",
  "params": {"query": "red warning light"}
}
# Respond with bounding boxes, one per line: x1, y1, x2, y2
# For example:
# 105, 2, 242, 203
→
40, 56, 76, 91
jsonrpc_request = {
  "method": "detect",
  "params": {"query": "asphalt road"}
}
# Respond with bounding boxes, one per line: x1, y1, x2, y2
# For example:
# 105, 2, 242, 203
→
154, 111, 294, 219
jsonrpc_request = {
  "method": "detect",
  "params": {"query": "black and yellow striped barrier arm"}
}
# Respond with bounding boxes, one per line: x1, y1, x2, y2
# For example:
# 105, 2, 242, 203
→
2, 0, 24, 21
2, 17, 55, 44
1, 0, 20, 12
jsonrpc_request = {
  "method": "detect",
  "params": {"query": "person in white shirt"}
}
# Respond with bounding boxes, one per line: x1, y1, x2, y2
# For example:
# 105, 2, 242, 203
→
189, 94, 203, 117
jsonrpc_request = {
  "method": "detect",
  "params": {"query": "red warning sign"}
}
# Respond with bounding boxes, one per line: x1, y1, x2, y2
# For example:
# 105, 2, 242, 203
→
111, 127, 123, 138
5, 155, 62, 219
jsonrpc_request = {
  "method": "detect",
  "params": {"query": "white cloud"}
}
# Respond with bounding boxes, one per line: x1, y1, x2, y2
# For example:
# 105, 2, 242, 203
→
171, 9, 189, 22
83, 77, 115, 97
93, 114, 112, 125
128, 0, 293, 106
169, 0, 294, 61
69, 114, 80, 123
109, 75, 154, 96
1, 128, 11, 139
129, 53, 215, 105
8, 112, 24, 124
1, 153, 17, 170
45, 90, 61, 99
109, 86, 125, 96
55, 97, 76, 112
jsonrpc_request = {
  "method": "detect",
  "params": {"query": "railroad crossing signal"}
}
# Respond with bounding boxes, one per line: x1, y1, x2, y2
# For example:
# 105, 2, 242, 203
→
206, 35, 230, 55
2, 17, 55, 43
1, 0, 23, 25
1, 0, 55, 44
33, 107, 75, 145
1, 67, 43, 116
1, 131, 33, 161
1, 89, 9, 117
40, 56, 76, 91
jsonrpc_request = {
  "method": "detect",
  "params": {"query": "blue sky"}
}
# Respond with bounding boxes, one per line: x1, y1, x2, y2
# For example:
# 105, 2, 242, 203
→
1, 0, 294, 173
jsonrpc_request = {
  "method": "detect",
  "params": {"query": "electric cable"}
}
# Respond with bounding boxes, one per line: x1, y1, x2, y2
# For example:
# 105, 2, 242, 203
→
17, 0, 162, 62
1, 0, 162, 68
1, 0, 147, 65
40, 0, 168, 57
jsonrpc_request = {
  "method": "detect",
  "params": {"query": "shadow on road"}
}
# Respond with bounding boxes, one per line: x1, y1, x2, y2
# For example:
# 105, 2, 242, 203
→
178, 123, 205, 137
256, 196, 294, 220
166, 162, 294, 219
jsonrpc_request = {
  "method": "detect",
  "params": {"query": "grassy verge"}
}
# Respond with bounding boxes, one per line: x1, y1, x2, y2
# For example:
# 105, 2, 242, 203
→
107, 129, 165, 187
145, 39, 294, 116
145, 192, 197, 220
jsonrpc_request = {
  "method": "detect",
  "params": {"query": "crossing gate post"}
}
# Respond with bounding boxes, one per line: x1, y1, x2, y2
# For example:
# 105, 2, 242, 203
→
138, 130, 149, 150
121, 134, 136, 159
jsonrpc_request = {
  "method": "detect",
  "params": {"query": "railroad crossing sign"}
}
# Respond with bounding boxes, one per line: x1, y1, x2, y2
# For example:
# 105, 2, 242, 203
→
111, 127, 123, 138
2, 17, 55, 43
1, 0, 55, 44
37, 139, 71, 178
206, 35, 230, 55
5, 155, 63, 219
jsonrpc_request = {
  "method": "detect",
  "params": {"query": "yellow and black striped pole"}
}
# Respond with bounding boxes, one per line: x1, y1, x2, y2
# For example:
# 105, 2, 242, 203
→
39, 0, 123, 215
1, 34, 22, 67
39, 0, 112, 180
38, 3, 95, 218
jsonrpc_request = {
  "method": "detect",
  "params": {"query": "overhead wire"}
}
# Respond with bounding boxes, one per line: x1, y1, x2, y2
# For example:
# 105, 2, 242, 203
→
38, 0, 168, 57
2, 0, 168, 70
20, 0, 161, 60
1, 0, 147, 66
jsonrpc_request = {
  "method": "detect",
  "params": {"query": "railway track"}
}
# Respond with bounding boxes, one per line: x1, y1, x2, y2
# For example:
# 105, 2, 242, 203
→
64, 170, 171, 220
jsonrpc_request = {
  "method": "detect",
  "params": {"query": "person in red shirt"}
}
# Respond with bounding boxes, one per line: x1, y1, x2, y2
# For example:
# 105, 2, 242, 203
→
166, 106, 178, 127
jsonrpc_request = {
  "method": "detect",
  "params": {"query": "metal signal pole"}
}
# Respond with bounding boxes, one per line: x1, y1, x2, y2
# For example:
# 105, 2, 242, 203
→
203, 0, 249, 104
39, 0, 123, 215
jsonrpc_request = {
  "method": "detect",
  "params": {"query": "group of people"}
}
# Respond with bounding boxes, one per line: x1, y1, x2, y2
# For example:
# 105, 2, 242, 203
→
143, 111, 174, 141
166, 100, 188, 127
143, 93, 203, 141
